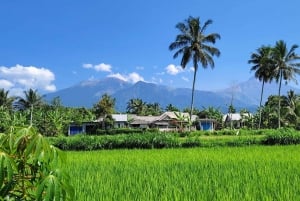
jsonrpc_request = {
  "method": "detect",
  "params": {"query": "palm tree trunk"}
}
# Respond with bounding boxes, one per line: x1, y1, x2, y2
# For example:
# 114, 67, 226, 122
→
258, 81, 265, 129
190, 67, 198, 126
30, 104, 33, 126
278, 71, 283, 129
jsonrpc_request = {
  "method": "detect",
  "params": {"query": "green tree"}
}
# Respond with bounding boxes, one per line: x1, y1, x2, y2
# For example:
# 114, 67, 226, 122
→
146, 102, 162, 116
249, 46, 274, 129
126, 98, 146, 115
263, 95, 283, 128
93, 94, 115, 129
0, 88, 15, 110
272, 40, 300, 128
165, 104, 179, 112
0, 126, 74, 200
15, 89, 44, 126
169, 16, 220, 122
281, 90, 300, 127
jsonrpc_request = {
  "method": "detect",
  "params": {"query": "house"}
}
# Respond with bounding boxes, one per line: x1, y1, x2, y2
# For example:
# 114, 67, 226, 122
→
222, 113, 252, 128
130, 112, 197, 131
197, 119, 217, 131
129, 115, 158, 129
68, 114, 128, 135
68, 112, 198, 135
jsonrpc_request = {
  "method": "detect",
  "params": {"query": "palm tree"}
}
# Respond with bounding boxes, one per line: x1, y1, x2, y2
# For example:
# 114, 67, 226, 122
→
16, 89, 44, 125
272, 40, 300, 128
126, 98, 146, 115
249, 46, 274, 129
169, 16, 220, 122
281, 90, 300, 126
0, 88, 15, 110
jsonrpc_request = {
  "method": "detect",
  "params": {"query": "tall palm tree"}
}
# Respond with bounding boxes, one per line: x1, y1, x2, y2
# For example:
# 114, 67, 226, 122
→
16, 89, 44, 125
169, 16, 221, 121
249, 46, 274, 129
272, 40, 300, 128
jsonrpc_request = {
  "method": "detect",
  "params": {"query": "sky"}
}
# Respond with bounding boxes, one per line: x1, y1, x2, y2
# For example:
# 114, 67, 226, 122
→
0, 0, 300, 96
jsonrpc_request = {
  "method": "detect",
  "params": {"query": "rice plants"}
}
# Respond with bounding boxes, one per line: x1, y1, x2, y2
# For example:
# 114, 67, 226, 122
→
64, 146, 300, 200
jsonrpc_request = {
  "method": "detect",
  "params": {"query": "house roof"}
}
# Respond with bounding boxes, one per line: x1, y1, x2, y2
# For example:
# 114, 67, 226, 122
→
112, 114, 127, 122
222, 113, 252, 122
129, 112, 197, 125
130, 115, 158, 125
95, 114, 128, 122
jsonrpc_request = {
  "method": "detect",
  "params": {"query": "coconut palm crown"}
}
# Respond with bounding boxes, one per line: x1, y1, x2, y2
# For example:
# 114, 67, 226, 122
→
169, 16, 220, 121
272, 40, 300, 128
249, 46, 274, 129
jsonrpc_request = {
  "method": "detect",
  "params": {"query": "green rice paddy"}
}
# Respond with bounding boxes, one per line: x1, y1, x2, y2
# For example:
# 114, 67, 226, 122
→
64, 146, 300, 201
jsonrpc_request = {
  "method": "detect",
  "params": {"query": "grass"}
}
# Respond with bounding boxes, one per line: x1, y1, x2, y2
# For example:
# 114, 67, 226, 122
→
64, 145, 300, 200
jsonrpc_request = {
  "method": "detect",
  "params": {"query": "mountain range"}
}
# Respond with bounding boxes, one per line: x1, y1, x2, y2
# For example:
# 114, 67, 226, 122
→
44, 77, 300, 113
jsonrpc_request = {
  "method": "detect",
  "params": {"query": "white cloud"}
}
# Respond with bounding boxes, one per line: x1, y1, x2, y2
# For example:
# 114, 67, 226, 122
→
128, 72, 144, 83
82, 63, 93, 69
107, 72, 144, 83
0, 79, 14, 89
182, 76, 189, 82
83, 63, 112, 72
166, 64, 183, 75
94, 63, 112, 72
0, 64, 56, 94
107, 73, 127, 81
189, 67, 195, 72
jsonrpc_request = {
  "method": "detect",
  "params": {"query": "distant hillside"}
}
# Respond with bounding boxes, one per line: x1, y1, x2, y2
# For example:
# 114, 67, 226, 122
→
44, 77, 131, 107
45, 77, 300, 113
218, 77, 300, 106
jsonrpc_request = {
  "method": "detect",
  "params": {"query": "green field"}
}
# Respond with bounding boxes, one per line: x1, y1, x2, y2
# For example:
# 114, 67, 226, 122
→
65, 146, 300, 201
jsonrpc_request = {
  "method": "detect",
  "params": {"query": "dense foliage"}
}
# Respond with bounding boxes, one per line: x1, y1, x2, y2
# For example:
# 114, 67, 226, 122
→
0, 126, 74, 200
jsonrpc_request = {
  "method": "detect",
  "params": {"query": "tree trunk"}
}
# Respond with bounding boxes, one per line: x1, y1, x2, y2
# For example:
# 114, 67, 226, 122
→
30, 104, 33, 126
278, 71, 283, 129
189, 66, 198, 128
258, 81, 265, 129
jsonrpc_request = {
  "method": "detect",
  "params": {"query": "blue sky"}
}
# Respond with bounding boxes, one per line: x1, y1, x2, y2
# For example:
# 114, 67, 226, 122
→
0, 0, 299, 96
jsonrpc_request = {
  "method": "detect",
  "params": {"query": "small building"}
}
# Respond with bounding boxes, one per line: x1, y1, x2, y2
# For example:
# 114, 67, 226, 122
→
68, 114, 128, 135
197, 119, 217, 131
130, 112, 197, 131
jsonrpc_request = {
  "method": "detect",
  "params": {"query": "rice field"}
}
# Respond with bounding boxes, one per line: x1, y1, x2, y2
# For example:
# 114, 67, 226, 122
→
64, 146, 300, 201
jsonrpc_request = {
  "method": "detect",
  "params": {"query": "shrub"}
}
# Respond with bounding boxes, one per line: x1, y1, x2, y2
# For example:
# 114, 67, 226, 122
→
0, 126, 74, 200
50, 133, 180, 150
262, 128, 300, 145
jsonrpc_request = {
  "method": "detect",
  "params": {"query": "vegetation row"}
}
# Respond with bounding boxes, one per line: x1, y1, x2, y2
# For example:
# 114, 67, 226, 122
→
49, 128, 300, 150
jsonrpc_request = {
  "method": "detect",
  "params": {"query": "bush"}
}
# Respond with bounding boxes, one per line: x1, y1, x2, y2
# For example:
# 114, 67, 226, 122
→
92, 128, 159, 135
50, 132, 180, 150
262, 128, 300, 145
0, 126, 74, 200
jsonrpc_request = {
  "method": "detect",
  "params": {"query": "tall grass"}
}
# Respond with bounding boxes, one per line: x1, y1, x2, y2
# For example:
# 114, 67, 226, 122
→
64, 146, 300, 200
